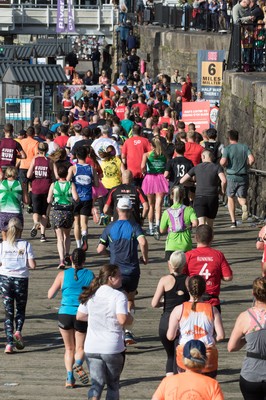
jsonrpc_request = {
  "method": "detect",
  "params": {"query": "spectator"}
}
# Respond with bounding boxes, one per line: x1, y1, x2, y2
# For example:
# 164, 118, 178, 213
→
127, 30, 138, 52
176, 77, 192, 102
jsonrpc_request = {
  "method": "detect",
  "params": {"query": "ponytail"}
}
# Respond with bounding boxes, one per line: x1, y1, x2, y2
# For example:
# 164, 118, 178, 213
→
171, 185, 185, 204
79, 264, 119, 303
188, 275, 206, 311
6, 217, 23, 246
71, 248, 86, 281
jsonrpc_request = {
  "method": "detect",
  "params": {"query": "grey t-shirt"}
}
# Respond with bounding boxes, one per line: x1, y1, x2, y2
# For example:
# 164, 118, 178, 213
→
188, 162, 223, 196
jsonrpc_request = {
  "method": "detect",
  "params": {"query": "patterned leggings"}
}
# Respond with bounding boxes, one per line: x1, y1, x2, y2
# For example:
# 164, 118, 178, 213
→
0, 275, 28, 345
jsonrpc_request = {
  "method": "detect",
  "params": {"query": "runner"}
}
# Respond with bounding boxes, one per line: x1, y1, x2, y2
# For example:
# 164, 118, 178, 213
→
97, 197, 148, 345
0, 218, 36, 354
141, 137, 169, 239
27, 142, 53, 242
160, 186, 198, 261
167, 275, 225, 378
0, 123, 26, 175
183, 225, 233, 313
67, 146, 98, 251
220, 129, 255, 228
48, 248, 94, 388
47, 165, 79, 269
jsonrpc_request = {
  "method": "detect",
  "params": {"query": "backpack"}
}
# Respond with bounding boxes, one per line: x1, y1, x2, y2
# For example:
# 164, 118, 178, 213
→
167, 205, 186, 233
204, 141, 220, 163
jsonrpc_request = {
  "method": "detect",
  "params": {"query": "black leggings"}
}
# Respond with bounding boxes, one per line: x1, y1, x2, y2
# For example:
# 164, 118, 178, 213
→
159, 312, 178, 374
0, 275, 28, 345
240, 375, 266, 400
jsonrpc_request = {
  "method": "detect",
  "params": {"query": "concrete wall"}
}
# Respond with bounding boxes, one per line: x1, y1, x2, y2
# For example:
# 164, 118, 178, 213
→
218, 71, 266, 219
138, 26, 230, 81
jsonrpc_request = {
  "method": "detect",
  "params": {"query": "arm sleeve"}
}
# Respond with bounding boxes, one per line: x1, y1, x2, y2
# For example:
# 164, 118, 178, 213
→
116, 292, 128, 315
165, 159, 172, 172
27, 242, 35, 259
99, 227, 109, 246
188, 166, 196, 177
220, 253, 233, 278
78, 302, 88, 315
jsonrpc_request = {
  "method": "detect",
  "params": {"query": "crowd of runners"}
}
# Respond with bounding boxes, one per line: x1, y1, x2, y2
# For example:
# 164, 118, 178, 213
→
0, 75, 265, 400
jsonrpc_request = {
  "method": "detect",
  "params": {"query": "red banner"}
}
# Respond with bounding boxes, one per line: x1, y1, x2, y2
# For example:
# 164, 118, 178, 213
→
182, 101, 210, 133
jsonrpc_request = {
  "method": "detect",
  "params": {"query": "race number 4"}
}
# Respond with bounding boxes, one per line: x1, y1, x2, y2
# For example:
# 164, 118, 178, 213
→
199, 263, 211, 280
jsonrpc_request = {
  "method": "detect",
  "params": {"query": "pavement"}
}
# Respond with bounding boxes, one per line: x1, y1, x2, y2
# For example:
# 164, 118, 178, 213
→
0, 205, 263, 400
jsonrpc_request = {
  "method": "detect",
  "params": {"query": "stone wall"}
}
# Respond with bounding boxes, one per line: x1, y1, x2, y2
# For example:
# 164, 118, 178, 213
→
218, 71, 266, 219
138, 26, 230, 82
137, 27, 265, 218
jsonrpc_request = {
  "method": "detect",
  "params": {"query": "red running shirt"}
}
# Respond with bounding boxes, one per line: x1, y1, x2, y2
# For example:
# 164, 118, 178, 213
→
122, 136, 150, 179
183, 247, 233, 306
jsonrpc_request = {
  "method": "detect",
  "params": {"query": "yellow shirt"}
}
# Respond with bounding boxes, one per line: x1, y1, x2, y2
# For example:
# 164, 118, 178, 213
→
101, 157, 122, 189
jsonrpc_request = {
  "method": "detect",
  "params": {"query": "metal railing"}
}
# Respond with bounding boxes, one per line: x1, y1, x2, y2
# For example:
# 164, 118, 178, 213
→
227, 23, 265, 72
152, 3, 231, 31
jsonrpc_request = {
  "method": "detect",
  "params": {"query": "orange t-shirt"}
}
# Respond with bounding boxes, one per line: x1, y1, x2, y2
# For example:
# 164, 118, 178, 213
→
153, 371, 224, 400
20, 137, 38, 170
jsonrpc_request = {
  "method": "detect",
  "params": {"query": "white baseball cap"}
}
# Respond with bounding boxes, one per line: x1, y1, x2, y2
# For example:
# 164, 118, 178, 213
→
117, 197, 132, 210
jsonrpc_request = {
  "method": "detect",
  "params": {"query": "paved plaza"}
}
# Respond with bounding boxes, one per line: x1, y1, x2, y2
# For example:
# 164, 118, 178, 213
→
0, 205, 263, 400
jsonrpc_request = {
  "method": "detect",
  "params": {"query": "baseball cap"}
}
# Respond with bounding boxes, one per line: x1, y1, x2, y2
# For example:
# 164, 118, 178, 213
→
183, 340, 207, 365
117, 197, 132, 210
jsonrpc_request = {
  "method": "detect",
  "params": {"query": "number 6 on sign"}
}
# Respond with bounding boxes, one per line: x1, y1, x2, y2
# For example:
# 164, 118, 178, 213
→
199, 263, 211, 280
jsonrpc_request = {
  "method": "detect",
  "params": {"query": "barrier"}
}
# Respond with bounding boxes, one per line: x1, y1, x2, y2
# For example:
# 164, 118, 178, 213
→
227, 22, 265, 72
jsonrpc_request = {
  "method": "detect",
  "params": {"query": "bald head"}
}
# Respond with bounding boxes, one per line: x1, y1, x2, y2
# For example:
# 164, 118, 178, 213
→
201, 149, 214, 162
122, 170, 133, 184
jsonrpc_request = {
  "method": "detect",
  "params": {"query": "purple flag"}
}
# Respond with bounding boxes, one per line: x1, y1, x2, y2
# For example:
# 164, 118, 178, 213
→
56, 0, 66, 33
67, 0, 76, 33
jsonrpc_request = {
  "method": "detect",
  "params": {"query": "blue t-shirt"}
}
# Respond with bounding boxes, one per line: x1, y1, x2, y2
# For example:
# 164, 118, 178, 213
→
73, 163, 93, 201
59, 268, 94, 315
100, 220, 144, 276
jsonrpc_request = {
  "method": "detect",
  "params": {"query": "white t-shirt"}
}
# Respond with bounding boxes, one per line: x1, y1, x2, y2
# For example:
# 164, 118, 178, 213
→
91, 137, 121, 161
69, 135, 83, 150
78, 285, 128, 354
0, 240, 35, 278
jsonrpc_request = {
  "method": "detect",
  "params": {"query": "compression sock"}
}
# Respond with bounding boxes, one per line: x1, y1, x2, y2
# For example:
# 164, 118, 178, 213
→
76, 240, 81, 248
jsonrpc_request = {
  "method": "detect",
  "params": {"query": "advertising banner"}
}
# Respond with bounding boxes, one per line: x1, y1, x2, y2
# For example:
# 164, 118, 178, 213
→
182, 101, 210, 133
67, 0, 76, 33
56, 0, 66, 34
197, 50, 225, 106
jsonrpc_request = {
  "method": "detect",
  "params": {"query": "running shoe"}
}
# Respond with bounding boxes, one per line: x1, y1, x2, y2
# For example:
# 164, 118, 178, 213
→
73, 364, 89, 385
64, 255, 71, 266
81, 235, 88, 252
154, 226, 160, 241
65, 378, 75, 389
145, 228, 154, 236
13, 331, 25, 350
242, 205, 248, 221
124, 330, 137, 345
98, 213, 105, 226
40, 234, 47, 242
230, 221, 237, 228
103, 215, 110, 226
30, 223, 38, 238
57, 263, 66, 270
4, 344, 14, 354
27, 205, 33, 214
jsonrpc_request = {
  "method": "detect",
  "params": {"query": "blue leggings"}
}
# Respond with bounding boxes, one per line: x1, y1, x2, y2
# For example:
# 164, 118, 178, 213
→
0, 275, 28, 345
